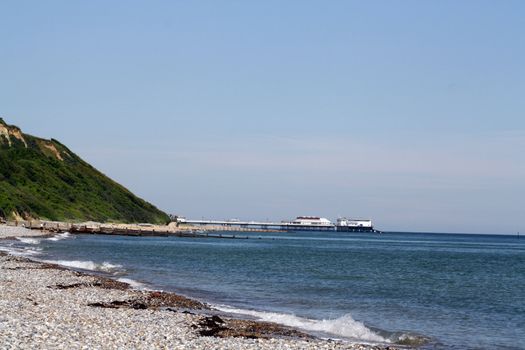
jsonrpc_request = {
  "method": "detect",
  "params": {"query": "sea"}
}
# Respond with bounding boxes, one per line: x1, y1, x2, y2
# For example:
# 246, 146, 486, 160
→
2, 230, 524, 349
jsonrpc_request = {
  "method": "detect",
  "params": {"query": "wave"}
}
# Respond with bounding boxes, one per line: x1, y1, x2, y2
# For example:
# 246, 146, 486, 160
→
392, 332, 431, 346
16, 237, 41, 245
212, 305, 387, 343
0, 245, 43, 257
47, 232, 71, 241
117, 277, 149, 290
43, 259, 124, 273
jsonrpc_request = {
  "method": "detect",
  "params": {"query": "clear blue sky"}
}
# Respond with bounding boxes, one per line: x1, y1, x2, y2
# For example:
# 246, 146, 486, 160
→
1, 1, 524, 233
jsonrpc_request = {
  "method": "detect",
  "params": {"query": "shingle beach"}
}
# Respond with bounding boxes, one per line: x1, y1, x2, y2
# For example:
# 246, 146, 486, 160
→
0, 226, 395, 350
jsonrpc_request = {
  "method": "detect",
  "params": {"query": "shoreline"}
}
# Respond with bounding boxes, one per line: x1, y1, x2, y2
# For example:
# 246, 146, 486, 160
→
0, 228, 396, 349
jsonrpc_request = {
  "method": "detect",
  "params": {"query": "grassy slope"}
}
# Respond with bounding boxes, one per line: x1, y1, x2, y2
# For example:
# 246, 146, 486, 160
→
0, 120, 169, 224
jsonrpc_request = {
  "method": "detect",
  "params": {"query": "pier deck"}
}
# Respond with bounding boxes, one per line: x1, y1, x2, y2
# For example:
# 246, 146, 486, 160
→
185, 219, 336, 232
3, 220, 279, 239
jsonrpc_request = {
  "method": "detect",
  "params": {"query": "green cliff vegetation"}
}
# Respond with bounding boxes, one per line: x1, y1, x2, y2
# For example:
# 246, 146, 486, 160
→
0, 118, 170, 224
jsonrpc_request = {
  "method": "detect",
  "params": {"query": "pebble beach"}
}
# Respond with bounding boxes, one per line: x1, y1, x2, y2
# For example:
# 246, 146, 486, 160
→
0, 225, 394, 350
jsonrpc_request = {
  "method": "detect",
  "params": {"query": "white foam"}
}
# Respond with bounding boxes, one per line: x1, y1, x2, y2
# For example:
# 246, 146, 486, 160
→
47, 232, 71, 241
117, 278, 148, 290
43, 260, 124, 273
22, 248, 42, 256
16, 237, 40, 245
0, 245, 42, 257
212, 305, 387, 343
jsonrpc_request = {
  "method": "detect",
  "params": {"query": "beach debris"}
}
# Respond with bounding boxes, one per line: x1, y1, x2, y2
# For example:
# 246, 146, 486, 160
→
193, 316, 314, 340
25, 297, 38, 306
195, 316, 229, 337
48, 277, 130, 290
144, 291, 206, 310
87, 291, 207, 311
88, 300, 148, 310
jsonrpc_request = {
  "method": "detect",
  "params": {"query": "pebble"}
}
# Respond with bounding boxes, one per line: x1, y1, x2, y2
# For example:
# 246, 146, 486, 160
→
0, 225, 50, 238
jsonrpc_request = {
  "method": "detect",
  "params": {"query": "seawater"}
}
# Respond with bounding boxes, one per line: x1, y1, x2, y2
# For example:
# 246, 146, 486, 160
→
3, 231, 524, 349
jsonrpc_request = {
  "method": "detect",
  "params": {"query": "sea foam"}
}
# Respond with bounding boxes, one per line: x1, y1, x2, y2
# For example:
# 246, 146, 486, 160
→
212, 305, 387, 343
16, 237, 41, 245
47, 232, 71, 241
117, 278, 149, 290
44, 259, 124, 273
0, 245, 42, 257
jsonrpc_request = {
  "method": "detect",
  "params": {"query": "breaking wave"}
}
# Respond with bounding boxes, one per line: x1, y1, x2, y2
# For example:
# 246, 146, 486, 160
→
16, 237, 41, 245
117, 277, 149, 290
47, 232, 71, 241
212, 305, 387, 343
392, 332, 432, 346
0, 245, 42, 257
43, 259, 124, 273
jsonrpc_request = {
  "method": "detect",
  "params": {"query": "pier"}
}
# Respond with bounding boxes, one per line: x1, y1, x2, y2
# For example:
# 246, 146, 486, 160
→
3, 217, 378, 236
184, 219, 336, 232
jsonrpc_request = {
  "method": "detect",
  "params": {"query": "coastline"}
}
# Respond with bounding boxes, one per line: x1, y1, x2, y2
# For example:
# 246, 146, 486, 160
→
0, 228, 395, 350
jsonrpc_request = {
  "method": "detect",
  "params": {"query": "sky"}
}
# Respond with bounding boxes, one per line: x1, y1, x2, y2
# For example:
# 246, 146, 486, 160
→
1, 1, 524, 233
